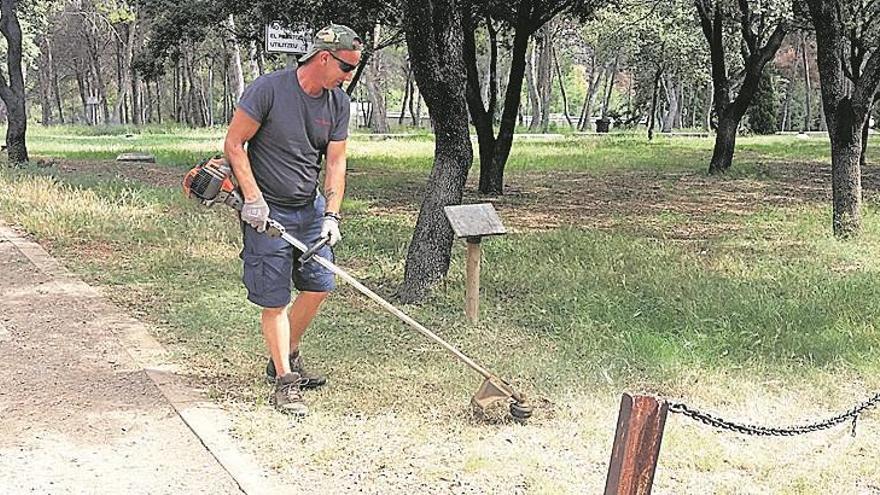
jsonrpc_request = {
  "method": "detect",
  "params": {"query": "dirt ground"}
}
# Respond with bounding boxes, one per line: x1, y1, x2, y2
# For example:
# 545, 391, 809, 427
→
0, 227, 244, 494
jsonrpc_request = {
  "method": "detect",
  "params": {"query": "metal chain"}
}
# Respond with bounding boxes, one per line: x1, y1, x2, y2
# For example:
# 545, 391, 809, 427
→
667, 391, 880, 437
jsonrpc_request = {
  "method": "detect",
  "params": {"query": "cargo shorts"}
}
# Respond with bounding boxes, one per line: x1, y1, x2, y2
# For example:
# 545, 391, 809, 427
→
240, 194, 336, 308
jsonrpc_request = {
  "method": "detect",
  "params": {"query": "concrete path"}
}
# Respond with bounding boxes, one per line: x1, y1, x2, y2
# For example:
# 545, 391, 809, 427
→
0, 224, 283, 494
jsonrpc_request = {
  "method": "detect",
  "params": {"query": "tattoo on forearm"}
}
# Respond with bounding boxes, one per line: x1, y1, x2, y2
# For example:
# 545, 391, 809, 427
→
325, 189, 337, 201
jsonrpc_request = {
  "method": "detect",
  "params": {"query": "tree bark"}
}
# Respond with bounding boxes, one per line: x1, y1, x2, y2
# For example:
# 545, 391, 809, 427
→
49, 38, 64, 123
535, 22, 554, 132
553, 45, 572, 127
399, 65, 411, 125
525, 41, 541, 130
801, 33, 812, 131
647, 67, 662, 141
0, 0, 29, 163
400, 0, 474, 302
661, 75, 678, 133
365, 24, 389, 133
579, 55, 604, 131
225, 15, 245, 101
806, 0, 880, 237
38, 37, 53, 125
114, 21, 135, 125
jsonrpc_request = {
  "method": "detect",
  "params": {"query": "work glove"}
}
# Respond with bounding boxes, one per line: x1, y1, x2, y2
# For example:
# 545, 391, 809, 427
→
320, 215, 341, 246
241, 194, 270, 232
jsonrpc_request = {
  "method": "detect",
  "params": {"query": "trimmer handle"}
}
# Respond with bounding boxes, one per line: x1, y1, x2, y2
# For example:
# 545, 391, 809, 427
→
298, 237, 330, 266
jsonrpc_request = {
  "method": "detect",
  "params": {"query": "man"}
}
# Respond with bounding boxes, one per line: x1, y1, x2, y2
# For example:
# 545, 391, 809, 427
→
224, 24, 362, 415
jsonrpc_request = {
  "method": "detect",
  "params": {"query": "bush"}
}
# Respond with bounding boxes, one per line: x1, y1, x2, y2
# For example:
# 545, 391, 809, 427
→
747, 71, 779, 135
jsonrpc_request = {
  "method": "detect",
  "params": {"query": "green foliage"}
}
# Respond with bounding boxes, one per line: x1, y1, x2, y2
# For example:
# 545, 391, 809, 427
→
748, 70, 780, 134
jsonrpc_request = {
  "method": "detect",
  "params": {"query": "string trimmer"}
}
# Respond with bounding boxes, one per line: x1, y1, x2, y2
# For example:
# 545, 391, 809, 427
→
183, 157, 534, 421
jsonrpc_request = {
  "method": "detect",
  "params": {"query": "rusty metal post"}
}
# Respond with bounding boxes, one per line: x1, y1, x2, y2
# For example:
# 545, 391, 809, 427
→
604, 393, 669, 495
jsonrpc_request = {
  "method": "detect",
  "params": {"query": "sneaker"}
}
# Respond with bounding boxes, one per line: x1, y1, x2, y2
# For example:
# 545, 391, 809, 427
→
274, 372, 308, 415
265, 351, 327, 389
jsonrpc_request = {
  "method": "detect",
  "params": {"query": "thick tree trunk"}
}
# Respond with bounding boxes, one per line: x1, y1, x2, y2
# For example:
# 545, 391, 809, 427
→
708, 112, 739, 173
828, 100, 864, 236
806, 0, 880, 237
0, 0, 29, 163
400, 0, 474, 302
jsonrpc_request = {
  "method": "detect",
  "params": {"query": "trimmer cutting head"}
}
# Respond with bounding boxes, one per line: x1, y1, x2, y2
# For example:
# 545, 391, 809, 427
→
472, 376, 533, 422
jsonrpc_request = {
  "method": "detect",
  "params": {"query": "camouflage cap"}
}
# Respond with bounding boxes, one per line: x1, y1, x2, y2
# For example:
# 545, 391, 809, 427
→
299, 24, 363, 63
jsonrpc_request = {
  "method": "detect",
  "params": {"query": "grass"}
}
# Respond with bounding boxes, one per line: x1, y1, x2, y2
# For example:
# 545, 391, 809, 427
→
2, 125, 880, 493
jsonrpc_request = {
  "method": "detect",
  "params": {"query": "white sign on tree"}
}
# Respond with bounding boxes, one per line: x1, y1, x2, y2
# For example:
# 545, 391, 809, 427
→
265, 21, 310, 55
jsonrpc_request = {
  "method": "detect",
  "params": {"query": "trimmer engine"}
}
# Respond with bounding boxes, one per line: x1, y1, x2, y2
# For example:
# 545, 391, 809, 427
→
183, 156, 243, 210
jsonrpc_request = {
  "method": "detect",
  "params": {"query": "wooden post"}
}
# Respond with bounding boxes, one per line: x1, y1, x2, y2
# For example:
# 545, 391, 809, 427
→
443, 203, 506, 324
465, 236, 481, 322
604, 393, 669, 495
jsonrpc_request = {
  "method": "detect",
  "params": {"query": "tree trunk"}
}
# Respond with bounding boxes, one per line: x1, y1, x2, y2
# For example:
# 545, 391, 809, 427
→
38, 37, 53, 125
801, 33, 812, 131
579, 56, 604, 131
806, 0, 880, 237
703, 82, 713, 131
462, 9, 497, 174
83, 17, 110, 124
226, 15, 245, 102
828, 101, 864, 236
553, 46, 572, 127
535, 22, 554, 132
480, 0, 531, 194
115, 21, 135, 125
708, 112, 739, 173
600, 55, 618, 121
695, 0, 786, 174
49, 38, 64, 123
248, 40, 261, 79
0, 0, 29, 163
647, 67, 662, 141
400, 0, 474, 302
399, 66, 411, 126
525, 41, 541, 131
674, 80, 685, 129
661, 74, 678, 133
365, 25, 389, 133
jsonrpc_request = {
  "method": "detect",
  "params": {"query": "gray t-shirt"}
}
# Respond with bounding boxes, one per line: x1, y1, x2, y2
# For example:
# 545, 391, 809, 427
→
237, 69, 350, 206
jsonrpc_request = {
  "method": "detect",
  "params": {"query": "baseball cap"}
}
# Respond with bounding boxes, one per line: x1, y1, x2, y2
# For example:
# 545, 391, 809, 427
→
299, 24, 363, 63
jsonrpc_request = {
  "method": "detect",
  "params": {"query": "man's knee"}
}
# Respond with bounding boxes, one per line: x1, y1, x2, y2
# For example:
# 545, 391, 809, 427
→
262, 305, 288, 318
298, 291, 330, 304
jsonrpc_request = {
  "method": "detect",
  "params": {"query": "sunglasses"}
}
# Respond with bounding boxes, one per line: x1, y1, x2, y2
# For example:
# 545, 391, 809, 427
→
327, 51, 357, 73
